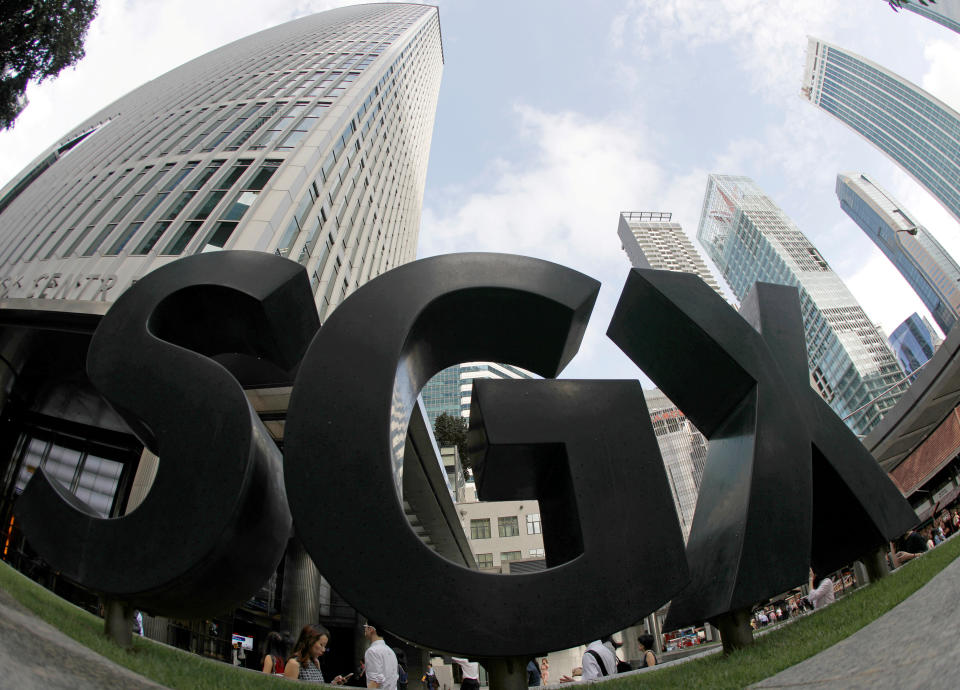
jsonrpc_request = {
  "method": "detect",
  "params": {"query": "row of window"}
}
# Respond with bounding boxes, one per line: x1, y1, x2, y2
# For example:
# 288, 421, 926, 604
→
475, 549, 546, 569
469, 514, 541, 539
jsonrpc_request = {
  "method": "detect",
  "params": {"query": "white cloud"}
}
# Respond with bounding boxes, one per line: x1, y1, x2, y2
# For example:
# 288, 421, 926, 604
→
610, 0, 862, 100
922, 39, 960, 112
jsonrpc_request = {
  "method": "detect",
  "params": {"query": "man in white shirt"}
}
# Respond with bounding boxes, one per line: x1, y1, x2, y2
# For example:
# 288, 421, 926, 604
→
560, 640, 617, 681
364, 622, 399, 689
450, 657, 481, 690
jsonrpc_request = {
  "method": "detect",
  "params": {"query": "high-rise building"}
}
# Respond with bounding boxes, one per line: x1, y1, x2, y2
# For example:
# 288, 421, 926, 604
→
0, 3, 442, 320
836, 172, 960, 334
643, 388, 707, 542
886, 0, 960, 34
697, 174, 908, 436
889, 312, 940, 381
0, 3, 456, 673
421, 361, 536, 426
618, 211, 724, 296
801, 37, 960, 224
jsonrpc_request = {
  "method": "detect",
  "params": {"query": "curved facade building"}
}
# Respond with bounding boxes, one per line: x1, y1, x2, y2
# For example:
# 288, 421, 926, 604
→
0, 3, 469, 676
0, 3, 442, 319
837, 172, 960, 335
801, 37, 960, 224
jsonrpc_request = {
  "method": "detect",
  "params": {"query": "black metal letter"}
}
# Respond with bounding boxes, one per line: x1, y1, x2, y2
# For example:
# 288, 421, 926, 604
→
15, 251, 319, 617
285, 253, 685, 656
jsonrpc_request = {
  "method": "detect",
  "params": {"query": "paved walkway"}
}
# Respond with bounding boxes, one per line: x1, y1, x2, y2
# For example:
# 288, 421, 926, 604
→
752, 554, 960, 688
0, 585, 166, 690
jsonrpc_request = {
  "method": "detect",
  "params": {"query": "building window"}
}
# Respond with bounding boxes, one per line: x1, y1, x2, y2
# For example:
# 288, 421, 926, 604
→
476, 553, 493, 569
528, 548, 545, 559
470, 518, 490, 540
498, 516, 519, 538
500, 551, 521, 563
526, 513, 541, 535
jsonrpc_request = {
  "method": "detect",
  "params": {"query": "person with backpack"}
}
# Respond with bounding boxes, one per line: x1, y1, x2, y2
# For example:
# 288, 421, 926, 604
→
559, 640, 616, 681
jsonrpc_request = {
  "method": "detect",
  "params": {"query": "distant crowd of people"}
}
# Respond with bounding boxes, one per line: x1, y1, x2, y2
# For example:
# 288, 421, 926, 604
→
258, 628, 655, 686
893, 508, 958, 566
256, 508, 960, 686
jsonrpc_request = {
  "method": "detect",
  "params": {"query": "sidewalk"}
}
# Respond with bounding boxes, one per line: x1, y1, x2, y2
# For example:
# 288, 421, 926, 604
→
751, 554, 960, 688
0, 585, 166, 690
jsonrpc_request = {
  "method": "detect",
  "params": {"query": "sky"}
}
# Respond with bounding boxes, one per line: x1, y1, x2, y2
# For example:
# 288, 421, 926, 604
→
2, 0, 959, 384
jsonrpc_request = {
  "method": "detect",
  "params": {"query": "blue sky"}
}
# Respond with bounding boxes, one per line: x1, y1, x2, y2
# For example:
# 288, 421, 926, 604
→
2, 0, 959, 383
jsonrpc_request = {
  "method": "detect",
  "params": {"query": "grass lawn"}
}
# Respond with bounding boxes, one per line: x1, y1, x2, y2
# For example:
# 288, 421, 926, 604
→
0, 558, 284, 689
604, 535, 960, 689
2, 536, 959, 689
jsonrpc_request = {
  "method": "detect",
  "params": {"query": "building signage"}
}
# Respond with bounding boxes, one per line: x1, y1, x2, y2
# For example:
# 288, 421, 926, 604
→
0, 272, 118, 301
14, 251, 917, 658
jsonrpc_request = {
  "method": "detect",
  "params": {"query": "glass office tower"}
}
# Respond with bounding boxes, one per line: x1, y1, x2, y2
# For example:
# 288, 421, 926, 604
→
837, 172, 960, 335
697, 174, 908, 436
643, 388, 708, 543
421, 362, 536, 427
801, 37, 960, 224
618, 211, 724, 297
889, 312, 940, 381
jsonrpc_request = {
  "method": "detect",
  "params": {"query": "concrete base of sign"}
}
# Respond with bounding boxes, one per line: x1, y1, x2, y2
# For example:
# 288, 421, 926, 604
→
103, 598, 134, 648
714, 608, 754, 654
483, 656, 529, 690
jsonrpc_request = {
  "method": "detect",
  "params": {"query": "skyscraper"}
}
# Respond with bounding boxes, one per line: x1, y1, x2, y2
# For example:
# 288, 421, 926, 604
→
836, 172, 960, 334
421, 361, 536, 426
0, 3, 442, 321
886, 0, 960, 34
697, 174, 908, 436
618, 211, 724, 296
889, 312, 940, 381
801, 37, 960, 224
643, 388, 708, 542
0, 3, 452, 669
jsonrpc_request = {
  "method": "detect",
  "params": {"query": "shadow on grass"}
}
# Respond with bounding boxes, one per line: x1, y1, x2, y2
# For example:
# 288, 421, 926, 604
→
3, 536, 960, 689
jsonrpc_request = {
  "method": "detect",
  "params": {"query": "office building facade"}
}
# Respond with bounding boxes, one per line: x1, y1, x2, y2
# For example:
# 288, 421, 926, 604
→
801, 37, 960, 224
643, 388, 708, 542
836, 172, 960, 334
697, 174, 908, 436
617, 211, 724, 296
421, 361, 536, 426
889, 312, 940, 380
0, 3, 454, 675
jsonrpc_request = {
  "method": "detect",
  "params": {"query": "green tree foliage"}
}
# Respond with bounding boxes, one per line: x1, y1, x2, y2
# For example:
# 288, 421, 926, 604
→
1, 1, 99, 130
433, 412, 470, 472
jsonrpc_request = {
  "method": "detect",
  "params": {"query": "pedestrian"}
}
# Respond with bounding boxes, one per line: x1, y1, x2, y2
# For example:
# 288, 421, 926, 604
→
807, 568, 835, 610
559, 640, 616, 682
451, 656, 481, 690
285, 624, 348, 684
637, 634, 657, 668
527, 658, 541, 686
422, 663, 439, 690
894, 528, 928, 566
261, 631, 290, 675
364, 622, 399, 690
